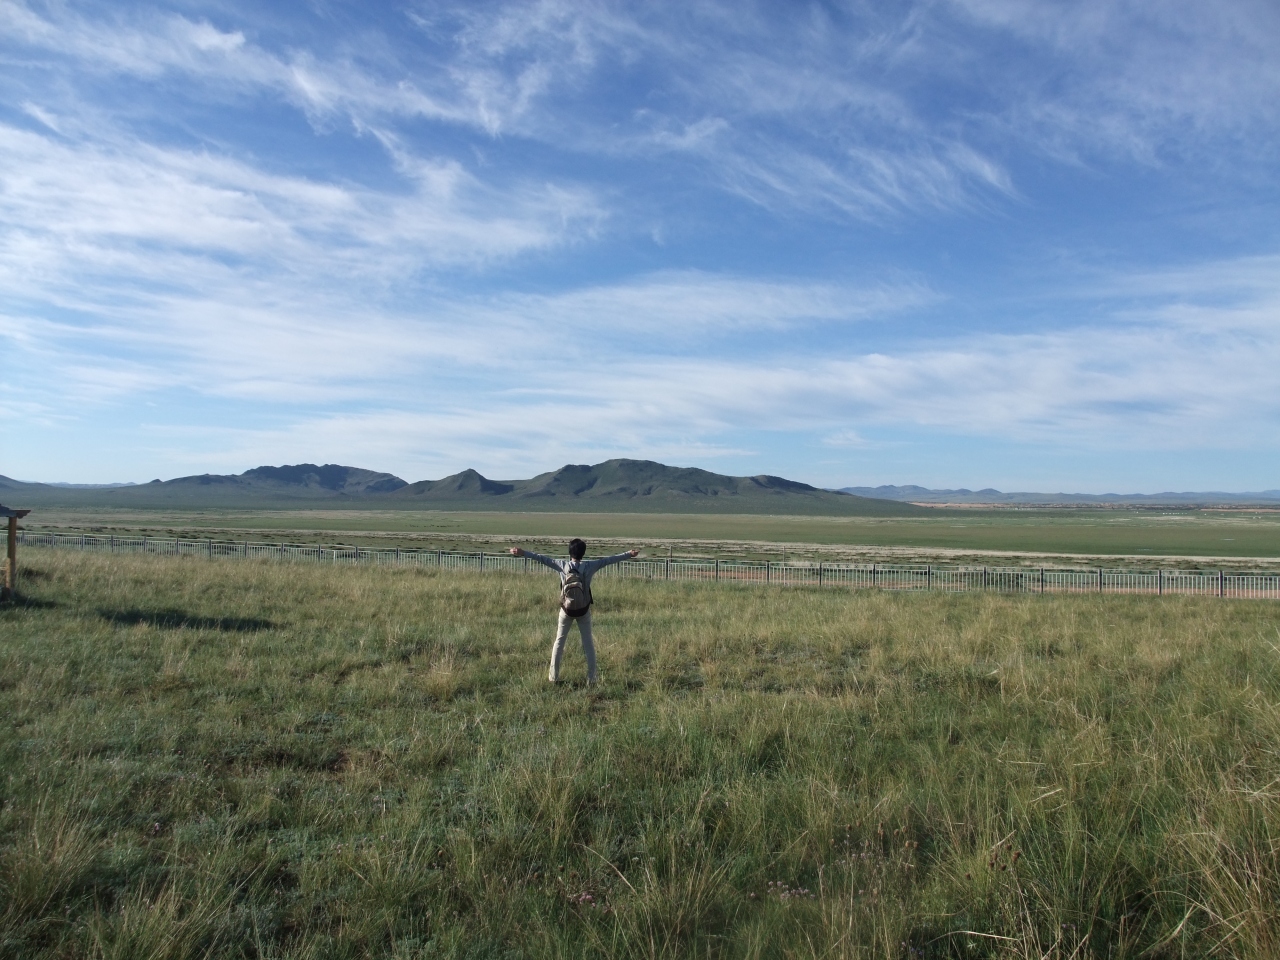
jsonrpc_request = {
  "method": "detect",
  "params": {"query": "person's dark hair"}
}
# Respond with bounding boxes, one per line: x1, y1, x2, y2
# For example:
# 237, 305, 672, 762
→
568, 538, 586, 560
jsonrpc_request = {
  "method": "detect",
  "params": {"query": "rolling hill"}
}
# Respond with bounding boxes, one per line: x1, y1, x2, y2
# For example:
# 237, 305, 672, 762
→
393, 460, 922, 514
2, 461, 927, 515
1, 464, 406, 507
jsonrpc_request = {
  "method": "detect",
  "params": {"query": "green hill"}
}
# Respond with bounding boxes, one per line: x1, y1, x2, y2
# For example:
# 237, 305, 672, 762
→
0, 464, 406, 508
395, 459, 923, 514
1, 460, 928, 516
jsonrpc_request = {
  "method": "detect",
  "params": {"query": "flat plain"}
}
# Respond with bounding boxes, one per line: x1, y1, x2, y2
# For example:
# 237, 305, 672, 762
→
23, 505, 1280, 562
2, 549, 1279, 958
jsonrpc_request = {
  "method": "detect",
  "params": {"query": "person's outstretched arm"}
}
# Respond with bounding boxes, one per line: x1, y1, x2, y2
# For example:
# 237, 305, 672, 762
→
509, 546, 567, 573
581, 549, 640, 575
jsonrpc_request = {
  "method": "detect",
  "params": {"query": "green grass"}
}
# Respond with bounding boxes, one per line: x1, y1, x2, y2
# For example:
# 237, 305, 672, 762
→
2, 550, 1279, 958
25, 506, 1280, 560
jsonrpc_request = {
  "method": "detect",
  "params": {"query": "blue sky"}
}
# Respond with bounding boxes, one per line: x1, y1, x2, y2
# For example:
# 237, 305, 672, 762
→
2, 0, 1279, 491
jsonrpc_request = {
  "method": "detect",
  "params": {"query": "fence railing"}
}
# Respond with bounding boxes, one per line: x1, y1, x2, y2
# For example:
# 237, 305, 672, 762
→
18, 532, 1280, 600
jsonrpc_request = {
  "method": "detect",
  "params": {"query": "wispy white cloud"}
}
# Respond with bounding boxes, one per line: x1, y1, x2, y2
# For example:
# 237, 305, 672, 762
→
475, 272, 937, 343
12, 0, 1273, 223
2, 1, 1277, 487
1, 0, 1017, 219
945, 0, 1280, 163
0, 121, 596, 272
26, 253, 1276, 479
0, 104, 603, 415
132, 297, 1279, 482
822, 429, 875, 449
432, 1, 1019, 217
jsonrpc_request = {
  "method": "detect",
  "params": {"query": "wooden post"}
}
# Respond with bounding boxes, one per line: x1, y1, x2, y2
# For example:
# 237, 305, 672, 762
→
1219, 570, 1225, 598
1098, 568, 1103, 592
1157, 569, 1163, 596
714, 558, 719, 582
4, 516, 15, 600
2, 508, 30, 601
926, 565, 931, 590
818, 561, 823, 587
765, 560, 770, 584
1039, 567, 1045, 594
665, 556, 670, 580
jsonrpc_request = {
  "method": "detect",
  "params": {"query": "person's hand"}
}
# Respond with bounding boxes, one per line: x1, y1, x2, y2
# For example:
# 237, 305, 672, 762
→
628, 549, 640, 558
509, 547, 522, 556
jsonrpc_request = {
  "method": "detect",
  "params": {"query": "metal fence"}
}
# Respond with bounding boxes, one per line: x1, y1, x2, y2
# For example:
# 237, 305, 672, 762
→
17, 531, 1280, 600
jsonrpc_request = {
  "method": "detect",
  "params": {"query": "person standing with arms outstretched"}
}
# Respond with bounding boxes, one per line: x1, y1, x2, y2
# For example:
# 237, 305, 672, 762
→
509, 539, 639, 685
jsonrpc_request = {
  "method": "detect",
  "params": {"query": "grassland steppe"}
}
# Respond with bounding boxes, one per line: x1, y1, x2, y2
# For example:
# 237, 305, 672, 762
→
21, 505, 1280, 564
3, 549, 1279, 958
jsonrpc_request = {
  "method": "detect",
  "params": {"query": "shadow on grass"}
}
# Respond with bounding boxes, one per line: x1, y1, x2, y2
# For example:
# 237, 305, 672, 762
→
1, 595, 60, 609
98, 607, 276, 632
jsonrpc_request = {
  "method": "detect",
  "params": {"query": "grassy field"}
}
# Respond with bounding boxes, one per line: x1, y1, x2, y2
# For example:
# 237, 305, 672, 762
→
3, 551, 1279, 958
23, 505, 1280, 560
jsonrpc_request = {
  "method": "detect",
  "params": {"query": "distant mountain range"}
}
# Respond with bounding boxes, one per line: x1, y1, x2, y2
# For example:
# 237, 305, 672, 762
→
0, 460, 925, 516
838, 484, 1280, 506
6, 463, 1273, 512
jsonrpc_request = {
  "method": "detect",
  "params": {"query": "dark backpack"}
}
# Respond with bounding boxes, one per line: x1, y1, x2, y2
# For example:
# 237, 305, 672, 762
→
560, 563, 592, 618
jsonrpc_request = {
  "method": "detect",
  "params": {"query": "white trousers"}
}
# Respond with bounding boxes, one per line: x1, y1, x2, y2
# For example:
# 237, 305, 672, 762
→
549, 609, 597, 683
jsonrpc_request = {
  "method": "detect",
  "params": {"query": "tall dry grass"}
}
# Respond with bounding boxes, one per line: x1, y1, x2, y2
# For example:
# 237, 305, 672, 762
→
1, 549, 1278, 958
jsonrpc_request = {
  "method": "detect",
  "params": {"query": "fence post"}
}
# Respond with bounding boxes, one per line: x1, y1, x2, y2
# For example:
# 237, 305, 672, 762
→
926, 565, 931, 590
1039, 567, 1045, 594
479, 552, 485, 572
110, 535, 115, 553
1219, 570, 1225, 598
872, 563, 878, 588
4, 516, 15, 599
280, 542, 285, 560
1098, 568, 1103, 592
765, 561, 771, 584
665, 557, 670, 580
714, 558, 719, 582
1157, 569, 1162, 596
818, 561, 823, 587
981, 566, 986, 590
207, 539, 212, 559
